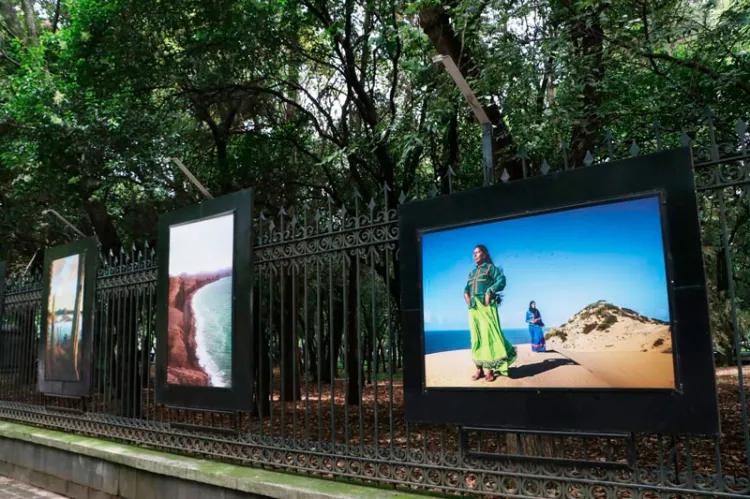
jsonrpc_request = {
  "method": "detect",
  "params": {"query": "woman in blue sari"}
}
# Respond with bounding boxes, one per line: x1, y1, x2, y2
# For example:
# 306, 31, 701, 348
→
525, 301, 546, 352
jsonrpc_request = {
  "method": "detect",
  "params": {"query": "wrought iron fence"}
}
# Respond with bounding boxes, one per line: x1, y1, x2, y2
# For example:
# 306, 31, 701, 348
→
1, 110, 749, 498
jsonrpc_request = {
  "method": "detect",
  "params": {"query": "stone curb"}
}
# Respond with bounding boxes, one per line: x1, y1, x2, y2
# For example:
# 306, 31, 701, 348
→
0, 421, 431, 499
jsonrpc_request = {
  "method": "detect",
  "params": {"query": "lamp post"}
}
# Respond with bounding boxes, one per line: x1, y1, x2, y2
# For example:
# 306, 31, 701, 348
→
41, 209, 86, 238
170, 157, 214, 200
433, 54, 494, 185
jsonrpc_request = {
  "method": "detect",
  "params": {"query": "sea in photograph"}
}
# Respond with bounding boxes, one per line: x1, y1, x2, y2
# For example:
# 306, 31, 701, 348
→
52, 318, 73, 344
192, 276, 233, 388
425, 328, 544, 354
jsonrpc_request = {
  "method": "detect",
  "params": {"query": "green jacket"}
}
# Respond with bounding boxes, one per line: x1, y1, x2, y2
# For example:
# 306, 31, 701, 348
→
464, 262, 506, 303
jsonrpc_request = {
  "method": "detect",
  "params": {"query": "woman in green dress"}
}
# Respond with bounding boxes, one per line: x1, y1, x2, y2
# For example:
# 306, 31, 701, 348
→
463, 245, 517, 382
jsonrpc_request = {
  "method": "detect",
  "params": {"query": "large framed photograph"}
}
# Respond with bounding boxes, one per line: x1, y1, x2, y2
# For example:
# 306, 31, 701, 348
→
155, 189, 254, 412
38, 237, 98, 397
399, 148, 719, 435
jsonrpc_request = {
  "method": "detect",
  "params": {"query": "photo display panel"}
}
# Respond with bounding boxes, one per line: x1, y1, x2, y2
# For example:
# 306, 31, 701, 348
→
421, 195, 676, 391
155, 188, 254, 412
399, 148, 720, 435
38, 237, 98, 397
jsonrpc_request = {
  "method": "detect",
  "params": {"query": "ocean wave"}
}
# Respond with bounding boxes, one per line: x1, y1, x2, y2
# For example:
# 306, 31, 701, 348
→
192, 277, 233, 388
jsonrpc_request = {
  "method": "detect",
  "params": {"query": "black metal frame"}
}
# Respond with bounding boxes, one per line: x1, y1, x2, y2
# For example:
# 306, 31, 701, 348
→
0, 261, 5, 324
399, 148, 719, 435
38, 237, 98, 397
459, 426, 637, 470
155, 189, 255, 412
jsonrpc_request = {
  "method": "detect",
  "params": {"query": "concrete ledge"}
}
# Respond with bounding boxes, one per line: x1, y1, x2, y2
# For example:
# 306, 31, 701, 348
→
0, 421, 427, 499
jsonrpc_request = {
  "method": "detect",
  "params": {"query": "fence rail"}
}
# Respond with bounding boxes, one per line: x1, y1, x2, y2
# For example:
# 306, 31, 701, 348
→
1, 112, 750, 497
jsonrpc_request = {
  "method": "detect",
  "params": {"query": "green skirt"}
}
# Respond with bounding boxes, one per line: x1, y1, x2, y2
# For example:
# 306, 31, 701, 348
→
468, 298, 517, 375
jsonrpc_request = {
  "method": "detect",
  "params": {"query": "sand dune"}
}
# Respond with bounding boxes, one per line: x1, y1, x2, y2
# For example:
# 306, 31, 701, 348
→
547, 323, 671, 353
555, 349, 675, 389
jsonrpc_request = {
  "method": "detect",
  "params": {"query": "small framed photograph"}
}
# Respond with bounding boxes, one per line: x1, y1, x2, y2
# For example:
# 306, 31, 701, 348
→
38, 237, 98, 397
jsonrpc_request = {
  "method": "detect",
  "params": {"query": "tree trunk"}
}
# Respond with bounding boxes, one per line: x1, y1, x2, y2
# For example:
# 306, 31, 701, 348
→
216, 138, 233, 193
84, 198, 122, 253
440, 109, 459, 195
20, 0, 37, 44
565, 1, 606, 167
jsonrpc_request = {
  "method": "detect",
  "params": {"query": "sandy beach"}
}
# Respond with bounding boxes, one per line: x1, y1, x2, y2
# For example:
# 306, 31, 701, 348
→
166, 270, 230, 386
425, 344, 675, 389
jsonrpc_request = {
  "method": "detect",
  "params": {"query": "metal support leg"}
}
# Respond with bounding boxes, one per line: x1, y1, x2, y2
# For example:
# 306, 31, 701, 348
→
482, 123, 494, 186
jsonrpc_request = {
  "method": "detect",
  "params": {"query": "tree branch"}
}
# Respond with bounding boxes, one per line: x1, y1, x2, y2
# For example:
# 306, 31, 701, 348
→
644, 52, 750, 94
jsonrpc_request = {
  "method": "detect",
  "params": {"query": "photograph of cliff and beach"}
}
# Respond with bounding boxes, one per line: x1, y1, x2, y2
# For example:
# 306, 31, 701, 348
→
45, 254, 86, 381
421, 195, 676, 389
166, 213, 235, 388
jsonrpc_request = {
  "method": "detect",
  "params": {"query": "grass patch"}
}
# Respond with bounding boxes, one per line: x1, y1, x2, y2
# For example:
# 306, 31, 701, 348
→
597, 313, 618, 331
545, 329, 567, 342
582, 323, 597, 335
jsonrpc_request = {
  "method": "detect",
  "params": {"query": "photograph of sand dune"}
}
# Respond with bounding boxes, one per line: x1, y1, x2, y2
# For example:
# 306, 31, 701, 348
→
421, 194, 675, 390
166, 214, 235, 388
45, 254, 86, 381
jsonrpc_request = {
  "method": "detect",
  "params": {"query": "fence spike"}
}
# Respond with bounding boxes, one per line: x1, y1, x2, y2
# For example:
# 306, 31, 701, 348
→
561, 142, 570, 170
353, 188, 361, 200
654, 120, 663, 151
605, 130, 614, 158
680, 132, 692, 147
383, 182, 391, 193
736, 119, 747, 138
705, 108, 719, 161
500, 169, 510, 183
368, 198, 376, 213
314, 209, 322, 223
629, 140, 640, 157
541, 159, 551, 175
584, 150, 594, 166
279, 206, 287, 217
398, 191, 406, 204
429, 184, 438, 198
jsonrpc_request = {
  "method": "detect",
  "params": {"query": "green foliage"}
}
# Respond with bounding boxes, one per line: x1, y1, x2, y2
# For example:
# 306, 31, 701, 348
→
0, 2, 748, 360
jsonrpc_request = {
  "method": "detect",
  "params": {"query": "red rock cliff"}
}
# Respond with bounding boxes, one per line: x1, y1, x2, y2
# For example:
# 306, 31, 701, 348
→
166, 268, 231, 386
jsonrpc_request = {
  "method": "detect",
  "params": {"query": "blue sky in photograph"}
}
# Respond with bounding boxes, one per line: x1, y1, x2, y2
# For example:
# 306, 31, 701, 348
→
169, 213, 235, 276
421, 196, 670, 330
